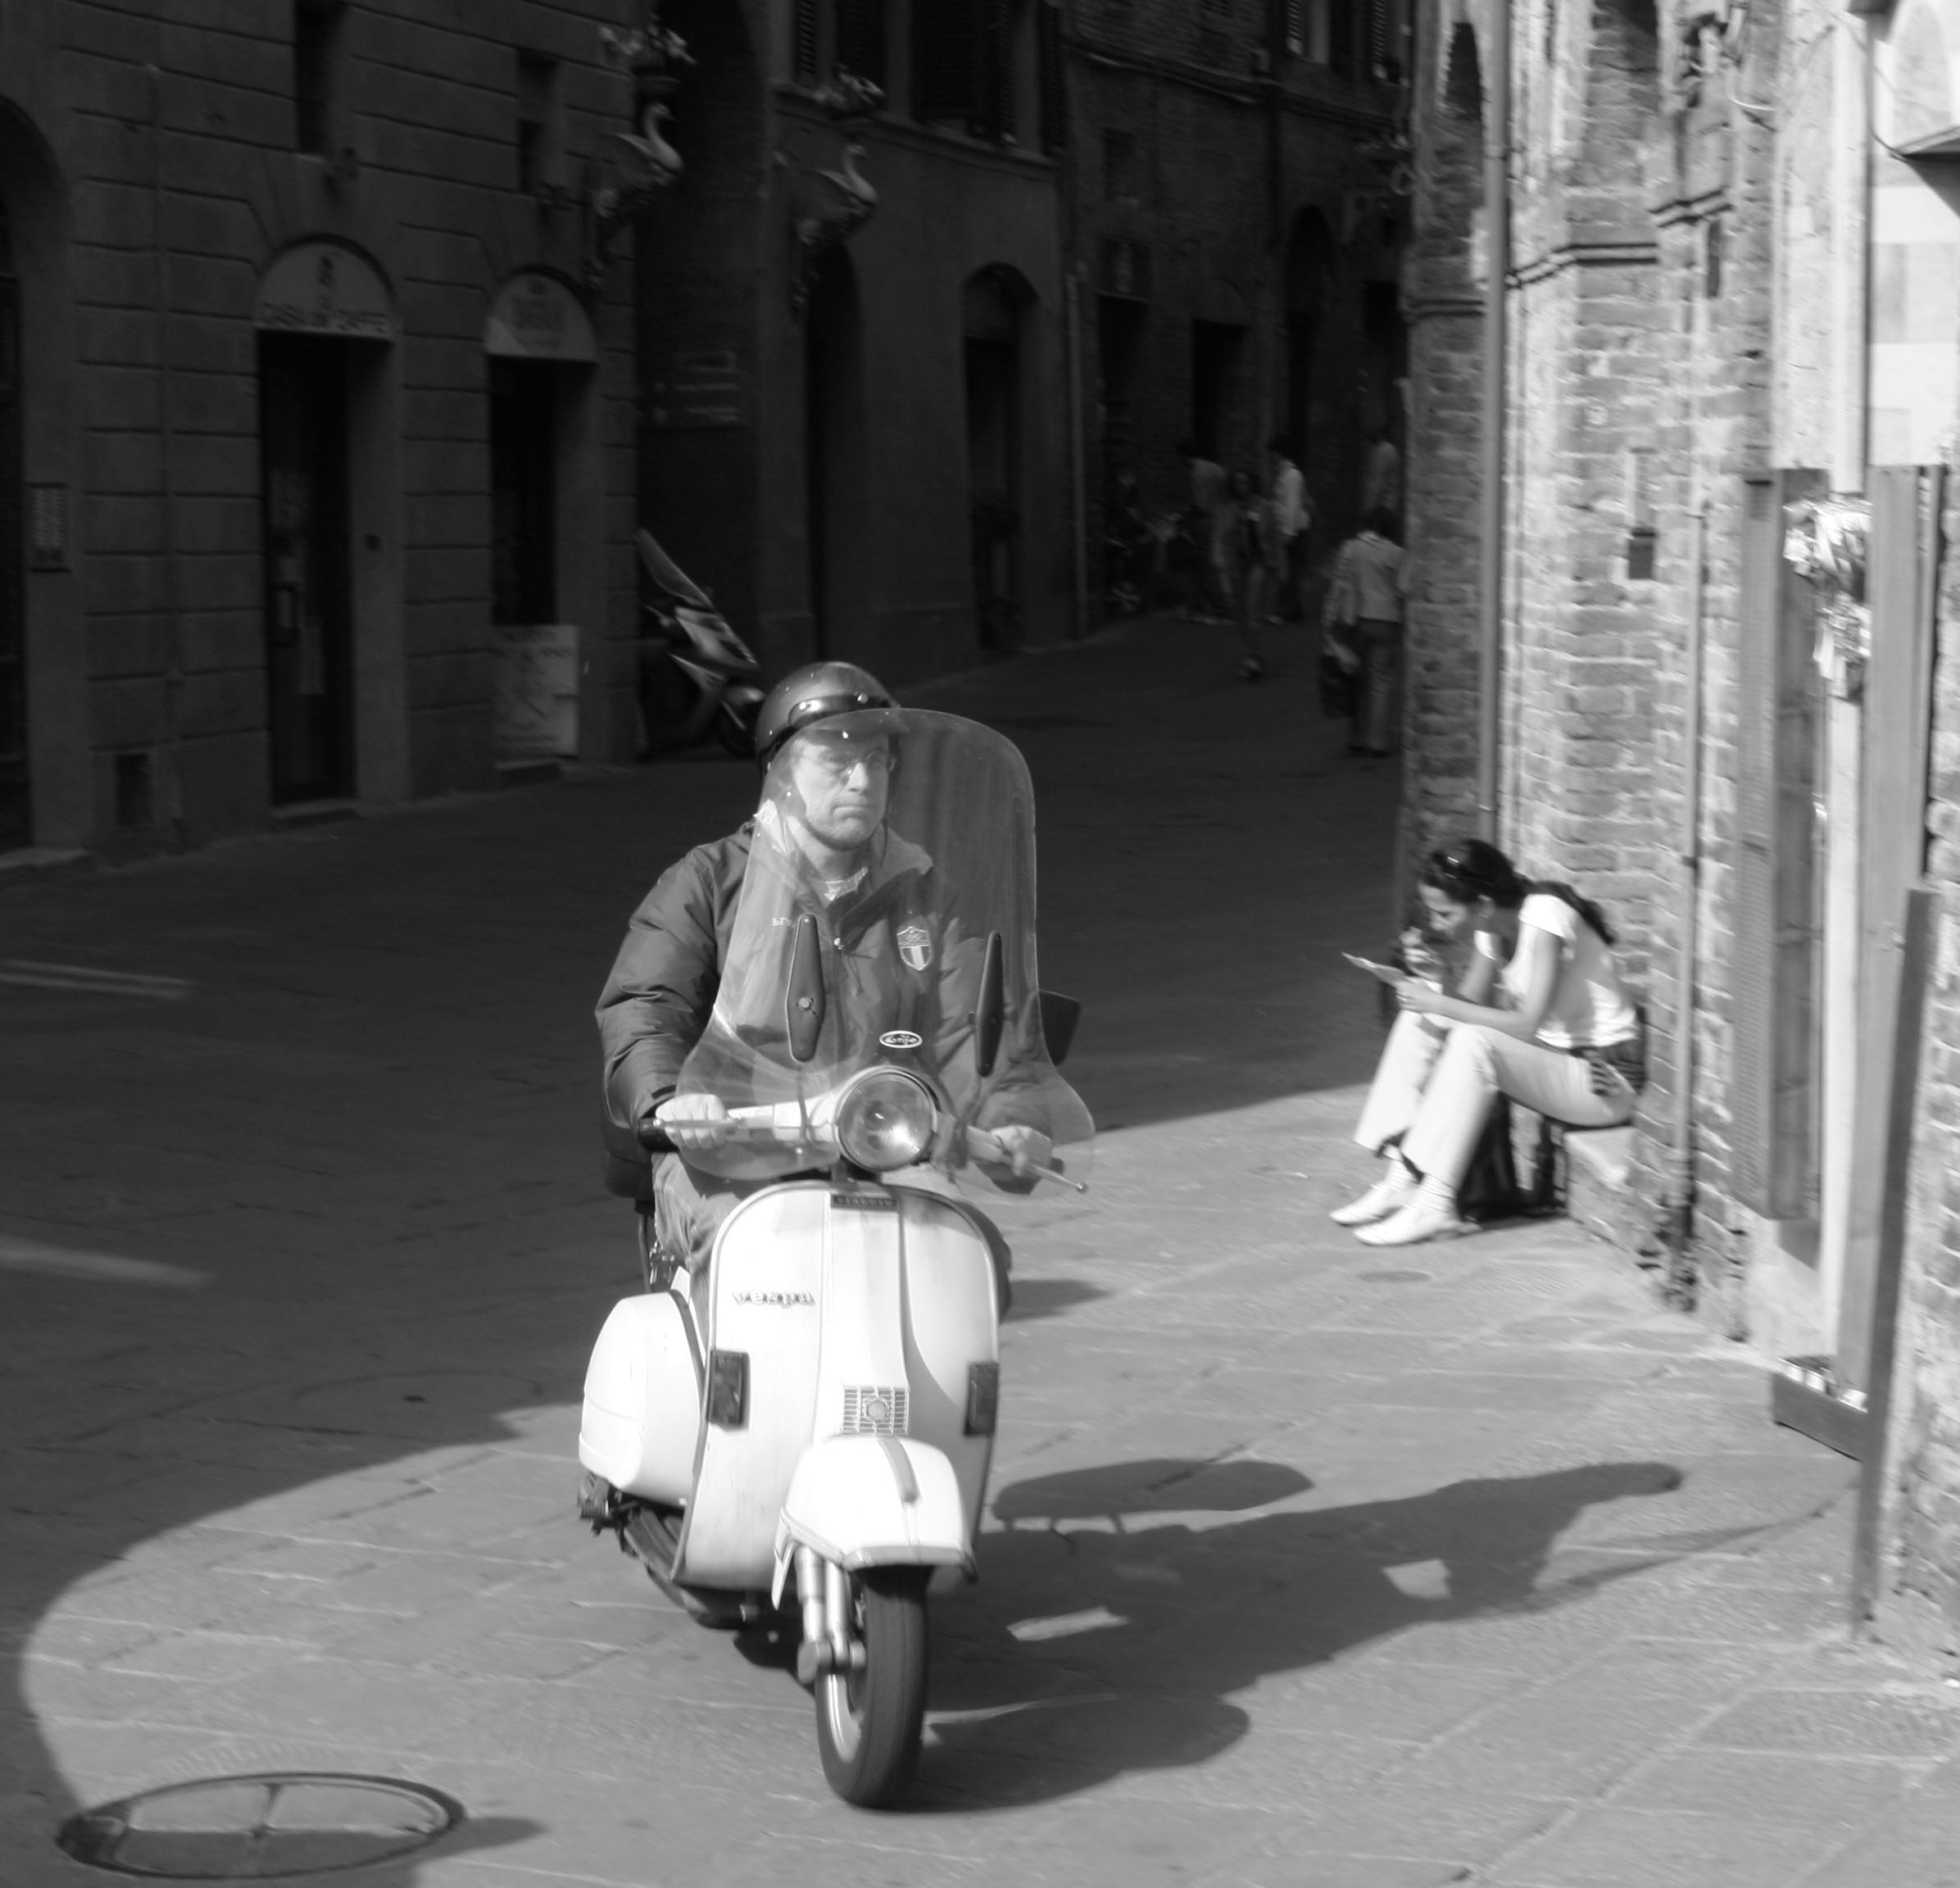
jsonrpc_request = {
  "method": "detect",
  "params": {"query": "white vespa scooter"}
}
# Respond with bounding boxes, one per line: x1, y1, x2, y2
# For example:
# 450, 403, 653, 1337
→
576, 710, 1092, 1807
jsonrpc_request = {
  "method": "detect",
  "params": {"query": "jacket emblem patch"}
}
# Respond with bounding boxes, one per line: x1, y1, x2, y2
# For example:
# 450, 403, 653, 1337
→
896, 924, 932, 972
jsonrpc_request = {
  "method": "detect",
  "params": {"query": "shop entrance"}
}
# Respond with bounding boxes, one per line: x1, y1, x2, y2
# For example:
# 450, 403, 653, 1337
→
0, 202, 27, 849
490, 358, 556, 626
259, 332, 355, 804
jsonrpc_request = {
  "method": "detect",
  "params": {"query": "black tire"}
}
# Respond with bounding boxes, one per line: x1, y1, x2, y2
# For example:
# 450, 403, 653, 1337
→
814, 1567, 929, 1808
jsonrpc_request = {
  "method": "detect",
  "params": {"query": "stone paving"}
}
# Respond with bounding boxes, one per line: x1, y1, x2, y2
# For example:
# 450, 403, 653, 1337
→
0, 617, 1954, 1886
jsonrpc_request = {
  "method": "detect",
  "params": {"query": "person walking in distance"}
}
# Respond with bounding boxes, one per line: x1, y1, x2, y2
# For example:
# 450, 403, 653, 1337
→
1361, 422, 1403, 524
1325, 507, 1407, 756
1227, 467, 1269, 681
1265, 434, 1312, 623
1177, 439, 1231, 623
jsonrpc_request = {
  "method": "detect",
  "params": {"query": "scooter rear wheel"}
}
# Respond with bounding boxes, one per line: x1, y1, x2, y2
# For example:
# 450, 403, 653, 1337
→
815, 1567, 929, 1808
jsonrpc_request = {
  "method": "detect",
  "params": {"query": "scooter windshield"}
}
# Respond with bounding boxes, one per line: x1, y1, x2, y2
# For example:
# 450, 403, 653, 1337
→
671, 709, 1093, 1200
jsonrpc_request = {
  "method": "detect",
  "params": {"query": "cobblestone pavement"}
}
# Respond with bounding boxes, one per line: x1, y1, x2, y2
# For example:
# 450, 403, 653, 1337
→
2, 618, 1953, 1886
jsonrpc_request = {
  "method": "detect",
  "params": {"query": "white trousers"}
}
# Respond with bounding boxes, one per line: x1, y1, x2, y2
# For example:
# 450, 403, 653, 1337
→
1352, 1014, 1636, 1193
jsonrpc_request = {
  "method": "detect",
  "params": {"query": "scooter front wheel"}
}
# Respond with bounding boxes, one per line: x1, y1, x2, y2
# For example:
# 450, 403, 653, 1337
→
815, 1566, 928, 1808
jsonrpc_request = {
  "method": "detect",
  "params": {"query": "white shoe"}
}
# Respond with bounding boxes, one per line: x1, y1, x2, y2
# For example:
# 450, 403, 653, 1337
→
1355, 1196, 1472, 1246
1330, 1166, 1418, 1227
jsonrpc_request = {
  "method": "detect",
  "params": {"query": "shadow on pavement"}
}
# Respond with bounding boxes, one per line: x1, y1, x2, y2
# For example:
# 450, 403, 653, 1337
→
907, 1458, 1699, 1809
1, 1255, 593, 1882
1000, 1278, 1112, 1323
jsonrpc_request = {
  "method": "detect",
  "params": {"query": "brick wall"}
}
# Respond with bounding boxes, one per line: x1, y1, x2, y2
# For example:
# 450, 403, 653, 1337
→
1403, 6, 1490, 860
1404, 0, 1785, 1322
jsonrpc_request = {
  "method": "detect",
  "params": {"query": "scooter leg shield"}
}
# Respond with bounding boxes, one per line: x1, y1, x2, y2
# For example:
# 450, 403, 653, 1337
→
578, 1293, 702, 1504
772, 1435, 973, 1584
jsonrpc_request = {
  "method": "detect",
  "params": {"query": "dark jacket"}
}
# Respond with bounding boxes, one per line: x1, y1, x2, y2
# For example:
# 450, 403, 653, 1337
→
597, 826, 752, 1135
596, 819, 996, 1190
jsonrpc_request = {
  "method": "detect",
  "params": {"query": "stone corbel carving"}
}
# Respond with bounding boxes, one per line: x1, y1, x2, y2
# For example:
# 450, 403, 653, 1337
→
586, 11, 693, 288
1673, 0, 1734, 111
1784, 495, 1870, 701
788, 72, 884, 320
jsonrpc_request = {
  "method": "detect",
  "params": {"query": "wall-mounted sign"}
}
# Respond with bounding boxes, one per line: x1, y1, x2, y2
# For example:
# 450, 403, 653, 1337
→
647, 348, 744, 429
252, 243, 395, 341
493, 621, 580, 760
485, 272, 597, 363
27, 485, 68, 571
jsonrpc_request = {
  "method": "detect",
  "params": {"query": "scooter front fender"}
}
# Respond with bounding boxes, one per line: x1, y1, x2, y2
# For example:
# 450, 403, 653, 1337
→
770, 1434, 974, 1603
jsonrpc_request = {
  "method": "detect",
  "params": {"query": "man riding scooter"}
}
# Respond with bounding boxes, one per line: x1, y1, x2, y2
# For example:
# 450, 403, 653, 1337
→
597, 660, 1055, 1290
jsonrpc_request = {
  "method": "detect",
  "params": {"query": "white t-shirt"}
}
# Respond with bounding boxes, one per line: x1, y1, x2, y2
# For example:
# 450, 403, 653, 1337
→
1476, 892, 1637, 1050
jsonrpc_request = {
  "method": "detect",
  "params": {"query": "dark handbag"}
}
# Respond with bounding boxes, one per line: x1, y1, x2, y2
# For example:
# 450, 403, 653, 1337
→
1458, 1095, 1522, 1222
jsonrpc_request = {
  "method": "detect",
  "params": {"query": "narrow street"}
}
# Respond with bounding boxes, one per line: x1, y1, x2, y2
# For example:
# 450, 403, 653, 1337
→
2, 616, 1949, 1887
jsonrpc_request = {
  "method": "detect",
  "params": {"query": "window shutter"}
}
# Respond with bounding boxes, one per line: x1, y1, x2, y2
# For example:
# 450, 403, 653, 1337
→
837, 0, 888, 88
914, 0, 982, 120
793, 0, 819, 82
1731, 470, 1824, 1218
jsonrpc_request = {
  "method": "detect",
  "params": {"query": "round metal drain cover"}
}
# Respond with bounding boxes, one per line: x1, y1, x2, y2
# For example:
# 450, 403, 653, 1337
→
57, 1773, 461, 1879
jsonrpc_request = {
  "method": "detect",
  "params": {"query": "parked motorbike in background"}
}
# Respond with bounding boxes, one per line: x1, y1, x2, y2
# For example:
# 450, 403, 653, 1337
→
633, 529, 764, 758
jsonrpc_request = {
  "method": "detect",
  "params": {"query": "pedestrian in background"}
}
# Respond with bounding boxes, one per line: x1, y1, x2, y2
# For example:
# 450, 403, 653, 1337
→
1325, 507, 1407, 756
1177, 439, 1232, 623
1266, 435, 1312, 623
1227, 467, 1268, 681
1361, 424, 1403, 524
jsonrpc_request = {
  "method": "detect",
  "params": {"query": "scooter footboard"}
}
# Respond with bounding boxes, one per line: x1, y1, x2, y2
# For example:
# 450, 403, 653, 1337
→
771, 1435, 973, 1598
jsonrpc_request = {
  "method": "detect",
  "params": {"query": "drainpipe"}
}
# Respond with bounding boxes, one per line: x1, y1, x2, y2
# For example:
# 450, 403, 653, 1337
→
1474, 0, 1510, 839
1660, 501, 1708, 1263
149, 65, 186, 851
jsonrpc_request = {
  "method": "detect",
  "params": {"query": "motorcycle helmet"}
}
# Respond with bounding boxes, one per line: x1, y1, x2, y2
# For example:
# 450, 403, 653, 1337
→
751, 660, 897, 769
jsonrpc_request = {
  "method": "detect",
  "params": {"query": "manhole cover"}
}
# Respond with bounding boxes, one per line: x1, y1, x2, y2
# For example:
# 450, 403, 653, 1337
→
1357, 1268, 1431, 1284
57, 1773, 461, 1879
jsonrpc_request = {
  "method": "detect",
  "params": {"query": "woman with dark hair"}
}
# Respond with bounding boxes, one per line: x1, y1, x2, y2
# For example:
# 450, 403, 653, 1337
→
1334, 837, 1645, 1246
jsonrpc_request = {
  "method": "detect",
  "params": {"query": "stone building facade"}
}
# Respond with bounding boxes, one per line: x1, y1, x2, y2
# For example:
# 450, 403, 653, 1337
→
1061, 0, 1410, 603
1404, 0, 1960, 1643
638, 0, 1071, 688
0, 0, 647, 857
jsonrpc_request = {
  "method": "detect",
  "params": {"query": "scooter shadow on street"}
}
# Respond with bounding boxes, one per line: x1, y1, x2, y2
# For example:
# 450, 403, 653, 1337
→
883, 1457, 1716, 1809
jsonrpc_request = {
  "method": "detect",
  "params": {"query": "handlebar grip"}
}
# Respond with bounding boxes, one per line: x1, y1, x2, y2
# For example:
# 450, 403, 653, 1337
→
635, 1118, 677, 1153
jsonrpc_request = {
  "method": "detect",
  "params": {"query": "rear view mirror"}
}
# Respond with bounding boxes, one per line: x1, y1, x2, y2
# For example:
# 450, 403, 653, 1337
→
785, 913, 825, 1063
973, 932, 1005, 1078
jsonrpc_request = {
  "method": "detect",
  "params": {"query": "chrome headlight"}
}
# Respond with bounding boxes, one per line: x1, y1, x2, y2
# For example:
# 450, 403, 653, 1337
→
833, 1069, 936, 1173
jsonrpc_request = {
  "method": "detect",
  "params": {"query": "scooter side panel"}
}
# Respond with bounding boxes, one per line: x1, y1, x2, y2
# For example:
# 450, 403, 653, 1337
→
895, 1193, 999, 1547
577, 1291, 702, 1503
675, 1185, 828, 1591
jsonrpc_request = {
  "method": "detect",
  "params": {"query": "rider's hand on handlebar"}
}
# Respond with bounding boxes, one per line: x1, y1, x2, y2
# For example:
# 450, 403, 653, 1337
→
652, 1092, 735, 1151
985, 1125, 1054, 1180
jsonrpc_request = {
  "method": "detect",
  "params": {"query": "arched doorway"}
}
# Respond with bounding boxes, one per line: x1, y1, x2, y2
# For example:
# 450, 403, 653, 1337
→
0, 199, 25, 848
1191, 278, 1250, 465
252, 241, 396, 806
964, 266, 1032, 651
804, 246, 867, 659
484, 270, 597, 764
